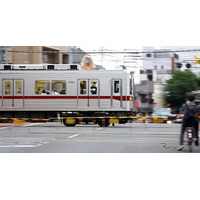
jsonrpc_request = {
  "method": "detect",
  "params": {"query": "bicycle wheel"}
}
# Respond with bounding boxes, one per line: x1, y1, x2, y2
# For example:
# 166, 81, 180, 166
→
186, 127, 195, 152
188, 140, 193, 152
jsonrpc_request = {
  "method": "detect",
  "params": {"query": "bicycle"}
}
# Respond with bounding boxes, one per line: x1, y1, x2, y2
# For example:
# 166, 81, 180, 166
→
185, 126, 197, 152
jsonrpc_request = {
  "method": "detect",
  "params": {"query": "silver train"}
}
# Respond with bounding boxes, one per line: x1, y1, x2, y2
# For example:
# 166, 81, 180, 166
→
0, 64, 136, 126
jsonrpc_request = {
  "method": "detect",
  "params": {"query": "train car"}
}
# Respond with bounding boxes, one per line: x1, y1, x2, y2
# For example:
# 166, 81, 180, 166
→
0, 64, 136, 127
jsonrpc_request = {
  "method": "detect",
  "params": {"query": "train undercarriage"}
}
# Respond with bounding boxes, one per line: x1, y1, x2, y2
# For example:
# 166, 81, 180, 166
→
0, 110, 136, 127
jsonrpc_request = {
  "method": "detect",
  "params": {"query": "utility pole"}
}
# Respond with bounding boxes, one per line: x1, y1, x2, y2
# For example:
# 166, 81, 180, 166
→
101, 46, 104, 67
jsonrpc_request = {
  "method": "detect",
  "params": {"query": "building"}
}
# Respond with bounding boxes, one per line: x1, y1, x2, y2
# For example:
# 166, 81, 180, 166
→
143, 47, 178, 74
81, 55, 95, 70
94, 65, 105, 70
68, 46, 86, 64
142, 47, 179, 108
6, 46, 97, 70
67, 46, 96, 70
0, 46, 10, 64
7, 46, 71, 64
134, 69, 155, 115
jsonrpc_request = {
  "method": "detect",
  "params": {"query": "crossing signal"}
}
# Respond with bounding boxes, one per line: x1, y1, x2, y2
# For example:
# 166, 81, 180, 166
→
177, 63, 191, 68
177, 63, 182, 68
186, 63, 191, 68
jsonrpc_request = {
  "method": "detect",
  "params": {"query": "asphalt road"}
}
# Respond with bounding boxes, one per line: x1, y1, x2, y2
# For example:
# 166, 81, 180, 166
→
0, 122, 198, 153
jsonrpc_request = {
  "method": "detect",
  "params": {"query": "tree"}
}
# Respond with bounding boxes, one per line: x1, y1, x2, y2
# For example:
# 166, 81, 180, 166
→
164, 70, 199, 111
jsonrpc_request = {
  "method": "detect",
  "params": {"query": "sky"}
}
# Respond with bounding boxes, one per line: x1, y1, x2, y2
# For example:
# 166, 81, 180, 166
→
1, 1, 200, 47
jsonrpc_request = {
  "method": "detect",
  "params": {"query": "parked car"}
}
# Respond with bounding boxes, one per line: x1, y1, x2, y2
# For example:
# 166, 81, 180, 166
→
173, 114, 183, 123
149, 108, 176, 123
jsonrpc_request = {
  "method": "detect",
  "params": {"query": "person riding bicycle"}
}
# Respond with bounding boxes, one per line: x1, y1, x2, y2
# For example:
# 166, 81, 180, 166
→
178, 94, 199, 151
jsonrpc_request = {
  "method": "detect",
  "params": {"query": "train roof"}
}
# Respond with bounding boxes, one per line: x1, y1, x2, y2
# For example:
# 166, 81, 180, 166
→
0, 69, 128, 74
0, 64, 130, 74
0, 64, 81, 70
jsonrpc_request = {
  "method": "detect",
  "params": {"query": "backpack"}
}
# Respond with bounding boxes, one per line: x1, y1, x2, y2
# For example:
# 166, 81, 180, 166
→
184, 103, 197, 120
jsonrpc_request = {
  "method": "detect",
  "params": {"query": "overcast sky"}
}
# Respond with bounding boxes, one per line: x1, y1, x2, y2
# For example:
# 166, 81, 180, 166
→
1, 1, 200, 48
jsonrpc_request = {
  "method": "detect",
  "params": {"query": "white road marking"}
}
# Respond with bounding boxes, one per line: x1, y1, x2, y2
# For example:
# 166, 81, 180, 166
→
23, 123, 42, 127
103, 132, 179, 134
68, 134, 79, 139
129, 138, 176, 140
0, 127, 12, 130
0, 144, 42, 148
0, 123, 42, 130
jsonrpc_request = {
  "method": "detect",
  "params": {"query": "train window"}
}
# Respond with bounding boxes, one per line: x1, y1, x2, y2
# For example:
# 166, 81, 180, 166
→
114, 81, 120, 93
4, 80, 11, 95
90, 80, 97, 95
130, 79, 133, 95
35, 80, 50, 95
15, 81, 22, 94
80, 81, 87, 94
52, 80, 66, 95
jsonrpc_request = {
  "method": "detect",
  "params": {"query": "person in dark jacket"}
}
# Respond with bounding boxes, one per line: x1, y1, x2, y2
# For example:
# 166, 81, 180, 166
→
178, 95, 199, 151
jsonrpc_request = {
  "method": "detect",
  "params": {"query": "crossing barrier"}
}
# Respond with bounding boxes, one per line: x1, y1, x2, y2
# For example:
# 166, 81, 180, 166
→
0, 115, 190, 125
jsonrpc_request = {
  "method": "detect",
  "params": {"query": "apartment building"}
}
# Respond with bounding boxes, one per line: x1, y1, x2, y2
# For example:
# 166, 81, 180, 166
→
142, 47, 179, 108
6, 46, 96, 70
8, 46, 70, 64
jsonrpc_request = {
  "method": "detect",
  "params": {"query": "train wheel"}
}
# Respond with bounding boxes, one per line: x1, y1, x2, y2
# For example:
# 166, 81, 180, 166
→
63, 118, 76, 127
97, 119, 110, 127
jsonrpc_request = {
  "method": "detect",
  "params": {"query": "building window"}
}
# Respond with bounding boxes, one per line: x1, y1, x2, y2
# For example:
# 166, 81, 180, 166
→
148, 74, 152, 81
42, 54, 48, 63
146, 54, 151, 57
86, 58, 90, 66
161, 65, 164, 70
154, 66, 157, 70
140, 94, 148, 102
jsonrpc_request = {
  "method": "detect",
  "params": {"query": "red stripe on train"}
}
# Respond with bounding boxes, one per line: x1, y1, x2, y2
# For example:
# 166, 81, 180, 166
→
1, 96, 133, 101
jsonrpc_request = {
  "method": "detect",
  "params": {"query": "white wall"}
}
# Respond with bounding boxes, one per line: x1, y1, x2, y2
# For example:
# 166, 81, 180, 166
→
143, 47, 173, 72
153, 84, 166, 108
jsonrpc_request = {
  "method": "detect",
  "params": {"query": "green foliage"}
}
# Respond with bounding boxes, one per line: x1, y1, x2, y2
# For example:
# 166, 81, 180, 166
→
164, 70, 199, 109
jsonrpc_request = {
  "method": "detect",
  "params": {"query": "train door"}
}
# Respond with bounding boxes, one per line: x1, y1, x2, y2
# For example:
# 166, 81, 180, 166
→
89, 79, 99, 108
111, 79, 122, 109
78, 79, 99, 108
2, 79, 24, 108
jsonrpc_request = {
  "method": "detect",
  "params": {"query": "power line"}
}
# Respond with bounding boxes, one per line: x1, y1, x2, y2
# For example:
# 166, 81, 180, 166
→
6, 49, 200, 54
